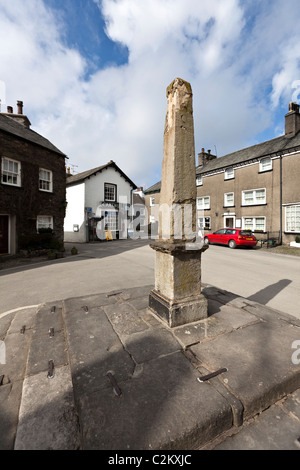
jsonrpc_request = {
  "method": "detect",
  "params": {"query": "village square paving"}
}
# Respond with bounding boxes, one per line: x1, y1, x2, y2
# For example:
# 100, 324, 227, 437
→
0, 239, 299, 320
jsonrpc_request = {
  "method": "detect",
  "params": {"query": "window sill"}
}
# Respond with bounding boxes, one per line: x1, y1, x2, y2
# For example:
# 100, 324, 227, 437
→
1, 182, 22, 188
223, 205, 235, 208
224, 177, 235, 181
241, 203, 267, 207
258, 169, 273, 174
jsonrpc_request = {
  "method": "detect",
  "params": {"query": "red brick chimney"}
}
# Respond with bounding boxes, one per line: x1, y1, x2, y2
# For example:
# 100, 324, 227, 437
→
17, 100, 23, 115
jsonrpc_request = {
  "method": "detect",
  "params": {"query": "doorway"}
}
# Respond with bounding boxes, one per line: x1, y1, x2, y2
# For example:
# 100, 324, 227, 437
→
224, 216, 235, 228
0, 215, 9, 254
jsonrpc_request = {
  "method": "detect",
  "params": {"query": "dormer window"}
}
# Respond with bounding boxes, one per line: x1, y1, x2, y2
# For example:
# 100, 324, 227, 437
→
196, 175, 203, 186
224, 167, 234, 180
259, 157, 272, 172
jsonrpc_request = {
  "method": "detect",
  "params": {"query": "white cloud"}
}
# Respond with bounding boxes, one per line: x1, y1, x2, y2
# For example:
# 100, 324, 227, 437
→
0, 0, 86, 108
1, 0, 300, 189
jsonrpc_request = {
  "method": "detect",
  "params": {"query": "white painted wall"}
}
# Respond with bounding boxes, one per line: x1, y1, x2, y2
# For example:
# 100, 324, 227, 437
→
85, 168, 133, 240
64, 167, 134, 243
64, 182, 86, 242
85, 167, 133, 211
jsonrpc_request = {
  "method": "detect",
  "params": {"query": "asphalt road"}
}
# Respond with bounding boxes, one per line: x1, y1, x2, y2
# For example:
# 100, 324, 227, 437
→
0, 239, 299, 320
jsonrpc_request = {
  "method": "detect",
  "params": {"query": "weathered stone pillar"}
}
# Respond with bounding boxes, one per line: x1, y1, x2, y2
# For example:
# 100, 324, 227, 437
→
149, 78, 208, 327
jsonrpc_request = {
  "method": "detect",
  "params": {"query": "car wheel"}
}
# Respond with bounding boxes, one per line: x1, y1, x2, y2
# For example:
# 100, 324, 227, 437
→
228, 239, 236, 249
204, 237, 210, 245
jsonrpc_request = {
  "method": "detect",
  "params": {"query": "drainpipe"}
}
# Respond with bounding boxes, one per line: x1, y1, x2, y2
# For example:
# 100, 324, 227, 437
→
279, 154, 283, 245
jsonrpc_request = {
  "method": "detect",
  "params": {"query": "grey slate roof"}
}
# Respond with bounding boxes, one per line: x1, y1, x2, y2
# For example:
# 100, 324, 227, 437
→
144, 131, 300, 193
196, 132, 300, 175
0, 114, 66, 156
66, 160, 137, 189
144, 181, 162, 194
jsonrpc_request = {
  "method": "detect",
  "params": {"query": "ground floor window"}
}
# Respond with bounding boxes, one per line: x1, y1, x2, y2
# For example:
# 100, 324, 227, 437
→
198, 216, 211, 230
37, 216, 53, 232
243, 216, 265, 231
285, 205, 300, 232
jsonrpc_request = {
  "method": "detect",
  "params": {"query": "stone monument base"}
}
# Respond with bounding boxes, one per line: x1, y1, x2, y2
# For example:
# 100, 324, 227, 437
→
149, 289, 208, 328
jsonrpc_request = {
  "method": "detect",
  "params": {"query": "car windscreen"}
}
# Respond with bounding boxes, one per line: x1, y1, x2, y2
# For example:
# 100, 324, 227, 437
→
240, 230, 253, 236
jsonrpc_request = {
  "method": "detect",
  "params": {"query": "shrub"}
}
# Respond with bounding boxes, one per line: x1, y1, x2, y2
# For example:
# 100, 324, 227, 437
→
19, 231, 63, 251
295, 236, 300, 244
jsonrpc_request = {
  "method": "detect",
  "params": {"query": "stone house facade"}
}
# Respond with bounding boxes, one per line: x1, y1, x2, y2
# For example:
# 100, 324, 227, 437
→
144, 103, 300, 245
64, 161, 137, 243
0, 102, 67, 255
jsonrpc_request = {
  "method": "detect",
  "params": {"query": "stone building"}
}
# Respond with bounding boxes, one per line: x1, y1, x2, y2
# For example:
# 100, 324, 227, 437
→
0, 102, 67, 255
144, 103, 300, 245
64, 161, 137, 243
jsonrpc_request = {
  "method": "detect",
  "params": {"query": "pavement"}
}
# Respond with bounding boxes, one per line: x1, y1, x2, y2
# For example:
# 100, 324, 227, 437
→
1, 282, 300, 451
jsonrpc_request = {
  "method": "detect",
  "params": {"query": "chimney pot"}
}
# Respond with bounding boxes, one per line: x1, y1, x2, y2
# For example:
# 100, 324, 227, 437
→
17, 101, 23, 115
7, 106, 13, 113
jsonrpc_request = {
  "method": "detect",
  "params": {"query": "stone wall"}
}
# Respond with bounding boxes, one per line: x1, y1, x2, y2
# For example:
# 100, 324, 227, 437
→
0, 130, 66, 252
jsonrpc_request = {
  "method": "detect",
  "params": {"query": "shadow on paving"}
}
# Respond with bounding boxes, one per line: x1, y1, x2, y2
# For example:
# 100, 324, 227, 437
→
0, 239, 151, 277
247, 279, 292, 305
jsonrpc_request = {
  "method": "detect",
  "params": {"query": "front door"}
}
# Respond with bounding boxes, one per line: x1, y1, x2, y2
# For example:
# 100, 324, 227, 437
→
225, 217, 234, 228
0, 216, 9, 254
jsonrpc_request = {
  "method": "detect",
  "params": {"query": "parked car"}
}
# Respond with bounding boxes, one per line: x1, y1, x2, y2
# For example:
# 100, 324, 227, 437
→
203, 228, 257, 249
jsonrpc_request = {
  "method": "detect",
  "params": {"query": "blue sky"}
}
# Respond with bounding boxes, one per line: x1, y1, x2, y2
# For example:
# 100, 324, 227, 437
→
1, 0, 300, 189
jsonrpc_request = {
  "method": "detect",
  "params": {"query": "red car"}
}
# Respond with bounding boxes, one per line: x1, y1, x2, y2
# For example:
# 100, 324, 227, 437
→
203, 228, 257, 249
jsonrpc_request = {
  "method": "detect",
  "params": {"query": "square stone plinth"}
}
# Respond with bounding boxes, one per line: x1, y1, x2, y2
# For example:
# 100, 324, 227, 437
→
149, 289, 208, 328
154, 250, 202, 301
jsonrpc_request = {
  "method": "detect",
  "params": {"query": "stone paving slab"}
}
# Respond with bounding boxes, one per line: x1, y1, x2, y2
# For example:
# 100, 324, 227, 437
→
14, 366, 80, 450
1, 284, 300, 450
191, 320, 300, 419
77, 352, 233, 450
209, 391, 300, 450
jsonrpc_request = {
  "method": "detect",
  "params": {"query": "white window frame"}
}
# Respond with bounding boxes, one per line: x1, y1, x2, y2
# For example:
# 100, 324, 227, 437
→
224, 192, 234, 207
197, 196, 210, 210
39, 168, 53, 192
104, 183, 116, 202
259, 157, 272, 172
1, 157, 21, 187
149, 196, 155, 207
198, 216, 211, 230
224, 167, 234, 180
196, 175, 203, 186
242, 188, 266, 206
285, 204, 300, 232
36, 215, 53, 232
242, 216, 266, 232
